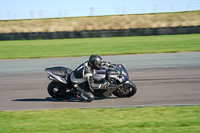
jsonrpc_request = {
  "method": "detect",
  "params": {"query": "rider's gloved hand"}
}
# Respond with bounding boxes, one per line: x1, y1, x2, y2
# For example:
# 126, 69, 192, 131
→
102, 61, 111, 67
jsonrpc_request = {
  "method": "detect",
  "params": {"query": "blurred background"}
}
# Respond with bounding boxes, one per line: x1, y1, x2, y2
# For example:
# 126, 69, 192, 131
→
0, 0, 200, 34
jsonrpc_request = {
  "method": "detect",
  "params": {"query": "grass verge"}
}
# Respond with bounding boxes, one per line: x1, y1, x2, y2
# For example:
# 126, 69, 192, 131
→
0, 106, 199, 133
0, 34, 200, 59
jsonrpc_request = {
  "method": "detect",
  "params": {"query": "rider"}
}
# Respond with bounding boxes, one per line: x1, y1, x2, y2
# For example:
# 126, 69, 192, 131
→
70, 55, 110, 102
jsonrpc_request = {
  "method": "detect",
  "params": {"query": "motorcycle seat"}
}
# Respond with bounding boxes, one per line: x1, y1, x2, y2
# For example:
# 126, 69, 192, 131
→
50, 67, 72, 78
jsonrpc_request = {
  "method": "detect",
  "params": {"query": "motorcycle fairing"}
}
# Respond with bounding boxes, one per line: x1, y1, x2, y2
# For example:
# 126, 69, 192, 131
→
113, 64, 129, 83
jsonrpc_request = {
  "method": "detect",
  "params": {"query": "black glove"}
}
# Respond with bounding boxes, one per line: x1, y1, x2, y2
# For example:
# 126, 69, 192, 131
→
102, 61, 111, 67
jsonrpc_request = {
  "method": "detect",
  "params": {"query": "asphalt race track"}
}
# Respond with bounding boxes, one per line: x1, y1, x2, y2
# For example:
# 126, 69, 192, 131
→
0, 52, 200, 111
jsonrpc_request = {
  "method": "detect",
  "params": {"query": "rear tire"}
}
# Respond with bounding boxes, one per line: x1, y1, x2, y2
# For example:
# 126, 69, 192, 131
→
47, 81, 72, 100
113, 81, 137, 98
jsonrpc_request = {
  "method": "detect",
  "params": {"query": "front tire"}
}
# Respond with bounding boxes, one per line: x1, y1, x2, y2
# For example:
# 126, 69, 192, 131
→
47, 81, 72, 100
113, 81, 137, 98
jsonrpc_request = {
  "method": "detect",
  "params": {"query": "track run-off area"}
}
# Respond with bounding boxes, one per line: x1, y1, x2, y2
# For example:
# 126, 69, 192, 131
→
0, 52, 200, 111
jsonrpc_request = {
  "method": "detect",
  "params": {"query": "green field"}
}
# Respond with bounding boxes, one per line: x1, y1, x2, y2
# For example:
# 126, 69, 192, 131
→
0, 34, 200, 59
0, 106, 199, 133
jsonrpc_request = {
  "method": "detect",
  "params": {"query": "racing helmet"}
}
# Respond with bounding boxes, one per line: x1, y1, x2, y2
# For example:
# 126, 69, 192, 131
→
88, 55, 102, 70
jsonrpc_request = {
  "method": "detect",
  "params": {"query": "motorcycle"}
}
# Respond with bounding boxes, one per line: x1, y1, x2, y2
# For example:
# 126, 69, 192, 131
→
45, 63, 137, 102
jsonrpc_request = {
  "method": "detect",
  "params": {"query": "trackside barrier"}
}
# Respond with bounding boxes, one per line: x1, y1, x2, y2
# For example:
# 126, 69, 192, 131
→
0, 26, 199, 40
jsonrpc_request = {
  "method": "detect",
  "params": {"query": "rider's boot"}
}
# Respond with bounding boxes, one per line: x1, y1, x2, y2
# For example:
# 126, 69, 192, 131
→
74, 84, 94, 102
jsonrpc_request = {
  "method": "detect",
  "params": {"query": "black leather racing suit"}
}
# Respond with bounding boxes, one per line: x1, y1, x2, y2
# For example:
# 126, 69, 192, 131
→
70, 61, 104, 100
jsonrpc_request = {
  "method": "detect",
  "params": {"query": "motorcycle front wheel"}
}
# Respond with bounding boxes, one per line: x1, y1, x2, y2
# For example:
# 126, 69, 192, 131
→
113, 80, 137, 98
47, 81, 73, 100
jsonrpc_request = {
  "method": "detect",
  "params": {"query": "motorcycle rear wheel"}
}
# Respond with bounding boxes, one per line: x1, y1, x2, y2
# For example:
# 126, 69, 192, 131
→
113, 81, 137, 98
47, 81, 72, 100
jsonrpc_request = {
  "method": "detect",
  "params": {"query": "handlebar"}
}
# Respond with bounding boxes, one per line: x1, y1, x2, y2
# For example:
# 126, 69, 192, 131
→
101, 61, 112, 67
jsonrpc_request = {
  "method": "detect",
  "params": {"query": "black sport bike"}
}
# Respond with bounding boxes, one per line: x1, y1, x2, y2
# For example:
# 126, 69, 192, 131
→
45, 63, 137, 102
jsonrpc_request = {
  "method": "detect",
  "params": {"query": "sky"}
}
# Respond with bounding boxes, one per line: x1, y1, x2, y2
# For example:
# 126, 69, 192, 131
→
0, 0, 200, 20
